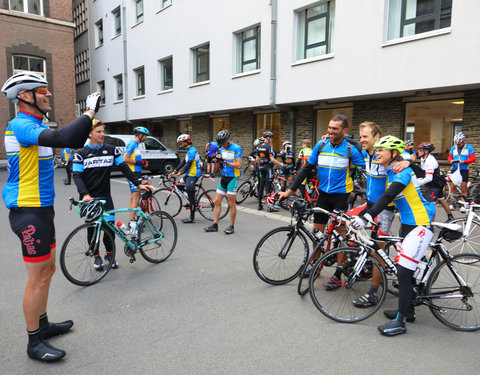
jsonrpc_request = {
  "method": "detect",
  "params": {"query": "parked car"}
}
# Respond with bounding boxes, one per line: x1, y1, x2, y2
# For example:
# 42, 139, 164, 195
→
104, 134, 179, 174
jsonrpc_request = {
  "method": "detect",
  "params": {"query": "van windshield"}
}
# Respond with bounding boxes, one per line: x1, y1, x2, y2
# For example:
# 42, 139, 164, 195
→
145, 137, 166, 151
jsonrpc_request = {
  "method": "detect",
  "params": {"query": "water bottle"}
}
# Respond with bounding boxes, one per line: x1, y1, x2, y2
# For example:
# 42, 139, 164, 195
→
414, 260, 427, 281
313, 228, 324, 240
116, 221, 129, 234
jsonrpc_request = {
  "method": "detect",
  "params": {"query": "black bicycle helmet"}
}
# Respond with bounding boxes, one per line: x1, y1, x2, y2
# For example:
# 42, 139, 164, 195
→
263, 130, 273, 138
79, 199, 104, 222
216, 130, 230, 145
418, 142, 435, 152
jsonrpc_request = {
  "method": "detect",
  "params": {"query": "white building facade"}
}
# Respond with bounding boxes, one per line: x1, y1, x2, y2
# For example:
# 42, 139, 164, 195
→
80, 0, 480, 159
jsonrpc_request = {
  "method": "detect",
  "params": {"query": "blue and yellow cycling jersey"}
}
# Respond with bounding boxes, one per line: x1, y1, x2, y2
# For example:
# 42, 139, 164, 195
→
125, 139, 143, 172
307, 139, 365, 194
363, 150, 388, 204
185, 146, 201, 177
63, 147, 73, 162
3, 111, 54, 209
386, 164, 435, 226
450, 144, 475, 171
221, 142, 242, 177
401, 150, 416, 161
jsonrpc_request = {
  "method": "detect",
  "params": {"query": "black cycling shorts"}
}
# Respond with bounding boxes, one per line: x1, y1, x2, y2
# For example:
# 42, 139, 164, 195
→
424, 186, 445, 202
314, 191, 349, 224
9, 206, 55, 263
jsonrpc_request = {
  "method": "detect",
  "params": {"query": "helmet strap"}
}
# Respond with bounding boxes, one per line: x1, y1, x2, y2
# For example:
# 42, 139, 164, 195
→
16, 90, 50, 120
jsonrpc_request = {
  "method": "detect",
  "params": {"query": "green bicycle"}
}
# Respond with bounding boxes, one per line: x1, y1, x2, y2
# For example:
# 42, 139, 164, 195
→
60, 196, 177, 286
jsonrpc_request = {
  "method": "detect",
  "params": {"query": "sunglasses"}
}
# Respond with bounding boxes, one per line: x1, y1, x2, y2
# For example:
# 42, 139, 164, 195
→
375, 148, 388, 152
35, 87, 49, 95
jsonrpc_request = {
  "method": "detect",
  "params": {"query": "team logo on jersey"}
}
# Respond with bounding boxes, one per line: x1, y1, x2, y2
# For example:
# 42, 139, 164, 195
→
84, 155, 114, 168
103, 150, 108, 154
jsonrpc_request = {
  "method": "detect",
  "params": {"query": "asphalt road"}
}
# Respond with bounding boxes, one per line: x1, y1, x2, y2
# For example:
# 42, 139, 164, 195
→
0, 169, 478, 375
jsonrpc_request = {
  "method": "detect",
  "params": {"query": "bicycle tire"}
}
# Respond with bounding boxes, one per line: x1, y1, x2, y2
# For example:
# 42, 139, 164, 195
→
445, 218, 480, 256
140, 194, 162, 214
426, 253, 480, 331
139, 211, 177, 263
153, 188, 182, 217
236, 181, 253, 204
384, 242, 400, 296
469, 183, 480, 203
60, 222, 115, 286
298, 237, 329, 296
308, 247, 387, 323
253, 226, 309, 285
443, 182, 452, 202
197, 189, 230, 221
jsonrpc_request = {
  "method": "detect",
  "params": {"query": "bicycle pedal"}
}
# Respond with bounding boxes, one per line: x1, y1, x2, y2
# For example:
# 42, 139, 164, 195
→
129, 256, 136, 263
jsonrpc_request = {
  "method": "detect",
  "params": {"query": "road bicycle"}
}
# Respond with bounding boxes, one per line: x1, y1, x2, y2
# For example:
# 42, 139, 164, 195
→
446, 199, 480, 256
60, 196, 177, 286
153, 174, 229, 220
53, 154, 66, 169
236, 171, 260, 204
137, 175, 162, 214
308, 207, 480, 331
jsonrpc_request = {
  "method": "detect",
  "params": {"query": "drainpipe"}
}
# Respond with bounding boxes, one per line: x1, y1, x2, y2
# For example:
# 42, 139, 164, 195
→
122, 0, 131, 127
269, 0, 277, 108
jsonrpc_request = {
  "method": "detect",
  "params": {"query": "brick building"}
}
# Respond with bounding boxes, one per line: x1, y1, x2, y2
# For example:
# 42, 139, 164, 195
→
0, 0, 75, 158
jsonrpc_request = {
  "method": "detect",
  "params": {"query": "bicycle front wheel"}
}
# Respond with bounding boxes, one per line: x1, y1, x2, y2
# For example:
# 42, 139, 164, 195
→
60, 222, 115, 286
139, 211, 177, 263
197, 189, 230, 221
445, 218, 480, 256
309, 247, 387, 323
426, 254, 480, 331
153, 188, 182, 217
253, 226, 309, 285
236, 181, 252, 204
140, 194, 162, 214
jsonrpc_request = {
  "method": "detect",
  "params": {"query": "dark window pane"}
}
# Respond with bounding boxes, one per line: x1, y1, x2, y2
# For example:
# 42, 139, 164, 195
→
29, 58, 43, 72
14, 56, 28, 70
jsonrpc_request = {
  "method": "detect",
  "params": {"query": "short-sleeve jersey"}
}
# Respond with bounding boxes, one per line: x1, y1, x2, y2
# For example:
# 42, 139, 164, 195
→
2, 111, 54, 209
450, 144, 475, 171
386, 164, 435, 226
401, 150, 416, 161
298, 147, 312, 167
307, 139, 365, 194
221, 142, 242, 177
280, 150, 295, 167
363, 150, 388, 204
207, 142, 219, 157
185, 146, 201, 177
125, 139, 143, 172
256, 142, 274, 166
63, 147, 73, 162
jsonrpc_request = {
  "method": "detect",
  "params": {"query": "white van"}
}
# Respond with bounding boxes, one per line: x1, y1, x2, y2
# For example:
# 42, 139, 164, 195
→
104, 134, 179, 174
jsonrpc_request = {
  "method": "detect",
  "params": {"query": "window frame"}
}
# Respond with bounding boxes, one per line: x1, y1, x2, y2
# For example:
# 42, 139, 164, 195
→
113, 74, 123, 101
112, 7, 122, 37
237, 25, 261, 73
160, 0, 172, 9
159, 57, 173, 91
9, 0, 44, 16
134, 66, 145, 97
97, 80, 105, 106
135, 0, 144, 23
95, 19, 104, 47
193, 44, 210, 84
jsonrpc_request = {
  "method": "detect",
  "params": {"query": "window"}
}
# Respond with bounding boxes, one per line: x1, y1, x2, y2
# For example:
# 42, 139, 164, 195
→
404, 98, 463, 159
9, 0, 43, 15
95, 19, 104, 47
236, 26, 261, 73
135, 0, 144, 23
97, 81, 105, 105
160, 57, 173, 90
134, 66, 145, 96
161, 0, 172, 9
114, 74, 123, 101
112, 7, 121, 37
178, 119, 192, 136
296, 1, 335, 60
145, 137, 167, 151
193, 44, 209, 83
74, 50, 89, 84
212, 117, 230, 138
73, 1, 88, 38
256, 113, 281, 151
315, 107, 353, 141
387, 0, 452, 40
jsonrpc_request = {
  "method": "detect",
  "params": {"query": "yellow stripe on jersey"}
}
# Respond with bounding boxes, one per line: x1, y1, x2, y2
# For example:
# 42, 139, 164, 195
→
18, 145, 41, 207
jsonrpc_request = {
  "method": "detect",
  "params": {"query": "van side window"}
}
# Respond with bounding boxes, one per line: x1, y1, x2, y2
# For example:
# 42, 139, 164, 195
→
144, 137, 166, 151
104, 136, 126, 147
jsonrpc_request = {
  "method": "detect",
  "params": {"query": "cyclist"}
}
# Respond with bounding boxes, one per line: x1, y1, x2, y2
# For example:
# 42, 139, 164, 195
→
62, 147, 73, 185
123, 126, 150, 225
448, 132, 476, 207
295, 139, 314, 198
353, 136, 435, 336
73, 119, 152, 269
205, 139, 219, 176
401, 140, 417, 161
204, 130, 242, 234
279, 141, 295, 192
417, 142, 454, 221
256, 131, 282, 211
169, 134, 201, 223
1, 72, 101, 361
279, 115, 365, 252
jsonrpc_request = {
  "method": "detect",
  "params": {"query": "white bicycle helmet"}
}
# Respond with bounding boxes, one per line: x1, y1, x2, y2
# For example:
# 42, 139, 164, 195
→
1, 72, 48, 103
177, 134, 191, 143
454, 132, 465, 145
283, 141, 292, 147
253, 138, 263, 147
79, 199, 104, 222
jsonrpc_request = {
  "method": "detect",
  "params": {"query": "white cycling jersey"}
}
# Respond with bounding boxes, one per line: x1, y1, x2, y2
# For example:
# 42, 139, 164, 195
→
418, 154, 439, 186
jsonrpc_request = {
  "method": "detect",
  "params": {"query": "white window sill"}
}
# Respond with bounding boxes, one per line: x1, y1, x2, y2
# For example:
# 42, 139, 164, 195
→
111, 33, 121, 41
133, 95, 145, 100
95, 44, 103, 50
156, 4, 172, 14
158, 89, 173, 95
232, 69, 261, 79
382, 28, 451, 47
189, 81, 210, 88
113, 100, 123, 104
291, 53, 335, 67
131, 20, 144, 29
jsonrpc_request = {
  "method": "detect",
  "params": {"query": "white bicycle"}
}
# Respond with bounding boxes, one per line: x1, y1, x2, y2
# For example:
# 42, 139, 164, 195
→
447, 200, 480, 256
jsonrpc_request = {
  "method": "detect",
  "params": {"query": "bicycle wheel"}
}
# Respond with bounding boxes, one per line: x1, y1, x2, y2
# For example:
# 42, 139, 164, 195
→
308, 247, 387, 323
298, 237, 329, 296
469, 183, 480, 203
197, 189, 230, 221
426, 254, 480, 331
236, 181, 252, 204
60, 222, 115, 286
140, 194, 162, 214
253, 226, 309, 285
153, 188, 182, 218
384, 242, 400, 296
138, 211, 177, 263
445, 218, 480, 256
